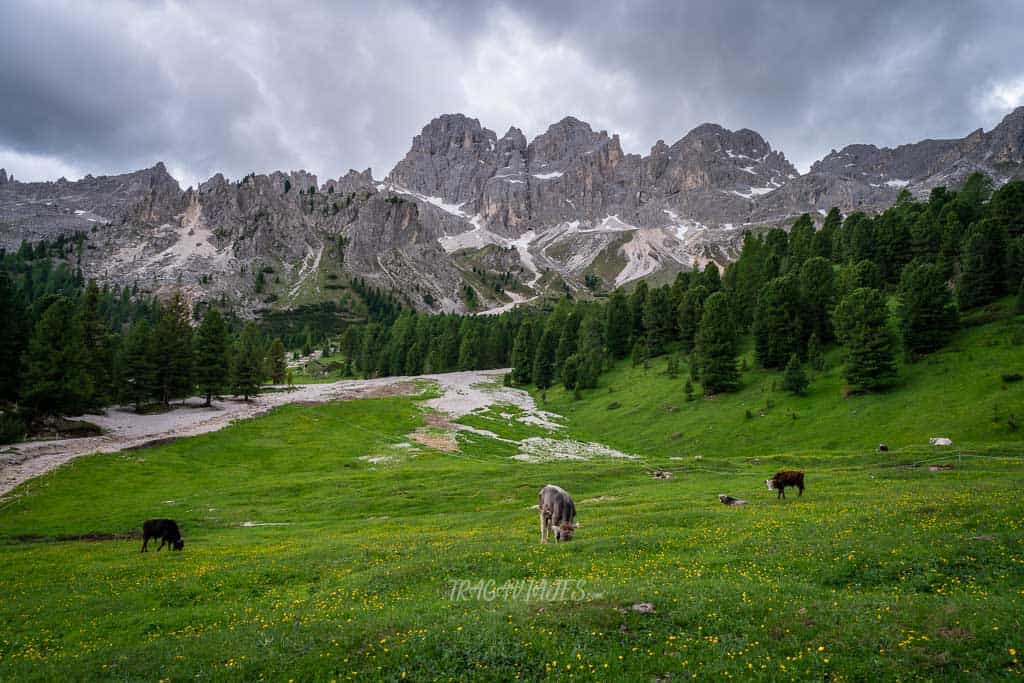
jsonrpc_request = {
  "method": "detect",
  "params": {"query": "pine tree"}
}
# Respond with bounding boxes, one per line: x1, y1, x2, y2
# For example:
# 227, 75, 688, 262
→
694, 292, 739, 394
701, 262, 721, 293
841, 212, 875, 264
957, 219, 1009, 310
677, 285, 707, 353
782, 354, 809, 395
153, 292, 194, 404
555, 311, 580, 369
0, 273, 27, 402
799, 257, 836, 344
268, 338, 287, 384
834, 288, 898, 391
194, 309, 229, 405
77, 281, 115, 408
629, 281, 649, 343
816, 208, 842, 261
560, 354, 580, 390
231, 323, 263, 400
898, 261, 959, 357
753, 275, 803, 369
457, 323, 481, 370
20, 297, 92, 416
532, 325, 558, 390
786, 214, 815, 274
510, 320, 535, 384
605, 290, 631, 359
119, 319, 158, 412
642, 286, 674, 356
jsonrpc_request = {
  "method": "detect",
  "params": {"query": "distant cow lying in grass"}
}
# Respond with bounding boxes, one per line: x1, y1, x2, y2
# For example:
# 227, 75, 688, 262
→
766, 470, 805, 499
141, 518, 184, 552
539, 484, 578, 543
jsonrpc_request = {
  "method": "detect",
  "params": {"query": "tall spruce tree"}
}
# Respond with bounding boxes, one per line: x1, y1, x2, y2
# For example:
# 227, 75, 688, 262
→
119, 319, 158, 412
532, 325, 558, 390
677, 285, 708, 352
231, 323, 263, 400
154, 292, 194, 404
575, 311, 606, 390
786, 214, 816, 274
753, 275, 803, 369
77, 281, 113, 407
20, 296, 92, 416
799, 257, 836, 344
0, 273, 26, 402
694, 292, 739, 394
510, 320, 535, 384
194, 309, 229, 405
898, 261, 959, 357
605, 289, 631, 359
268, 339, 287, 384
957, 219, 1009, 310
642, 286, 674, 356
834, 288, 898, 391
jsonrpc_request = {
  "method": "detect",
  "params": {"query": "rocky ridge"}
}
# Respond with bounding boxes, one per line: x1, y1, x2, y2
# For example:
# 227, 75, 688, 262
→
1, 107, 1021, 315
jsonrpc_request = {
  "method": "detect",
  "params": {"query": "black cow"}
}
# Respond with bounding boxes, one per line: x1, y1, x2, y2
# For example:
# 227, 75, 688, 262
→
765, 470, 805, 499
141, 518, 184, 552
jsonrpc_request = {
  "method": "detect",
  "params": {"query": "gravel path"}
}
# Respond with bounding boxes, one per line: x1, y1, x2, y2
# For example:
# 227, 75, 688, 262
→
1, 370, 511, 498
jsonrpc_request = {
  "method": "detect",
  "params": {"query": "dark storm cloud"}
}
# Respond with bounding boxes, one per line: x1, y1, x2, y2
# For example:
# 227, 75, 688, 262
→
1, 0, 1021, 186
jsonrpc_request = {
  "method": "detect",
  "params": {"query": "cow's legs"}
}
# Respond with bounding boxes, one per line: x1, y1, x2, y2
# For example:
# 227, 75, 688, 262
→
798, 484, 803, 496
157, 538, 166, 551
540, 512, 547, 544
779, 487, 785, 499
141, 535, 149, 553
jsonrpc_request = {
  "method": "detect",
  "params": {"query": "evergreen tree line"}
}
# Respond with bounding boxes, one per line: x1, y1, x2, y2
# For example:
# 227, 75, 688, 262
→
0, 251, 292, 441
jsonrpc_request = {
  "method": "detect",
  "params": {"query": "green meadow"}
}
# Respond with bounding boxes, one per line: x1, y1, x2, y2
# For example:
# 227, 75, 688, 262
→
1, 304, 1023, 681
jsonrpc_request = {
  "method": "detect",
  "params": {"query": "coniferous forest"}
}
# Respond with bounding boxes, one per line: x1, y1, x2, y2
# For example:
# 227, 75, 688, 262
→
2, 173, 1022, 444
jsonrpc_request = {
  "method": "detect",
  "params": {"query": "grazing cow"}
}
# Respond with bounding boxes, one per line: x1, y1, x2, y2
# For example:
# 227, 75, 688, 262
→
765, 470, 805, 499
538, 484, 578, 543
929, 437, 953, 446
141, 518, 184, 552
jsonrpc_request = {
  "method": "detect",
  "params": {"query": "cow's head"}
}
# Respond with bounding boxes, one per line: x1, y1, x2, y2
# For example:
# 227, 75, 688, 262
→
173, 539, 185, 551
765, 478, 776, 491
556, 522, 579, 542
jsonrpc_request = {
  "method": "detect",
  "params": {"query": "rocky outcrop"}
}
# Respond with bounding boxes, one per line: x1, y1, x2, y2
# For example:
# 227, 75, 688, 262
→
1, 107, 1021, 316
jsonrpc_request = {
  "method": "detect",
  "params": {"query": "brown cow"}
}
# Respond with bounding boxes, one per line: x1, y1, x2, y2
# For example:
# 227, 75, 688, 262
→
765, 471, 805, 499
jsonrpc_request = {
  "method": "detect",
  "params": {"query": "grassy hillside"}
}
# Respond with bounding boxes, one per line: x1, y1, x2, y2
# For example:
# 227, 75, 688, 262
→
0, 303, 1022, 680
543, 297, 1024, 461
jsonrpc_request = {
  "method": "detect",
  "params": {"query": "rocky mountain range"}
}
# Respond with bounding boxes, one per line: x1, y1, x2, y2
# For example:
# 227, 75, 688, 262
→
1, 106, 1022, 315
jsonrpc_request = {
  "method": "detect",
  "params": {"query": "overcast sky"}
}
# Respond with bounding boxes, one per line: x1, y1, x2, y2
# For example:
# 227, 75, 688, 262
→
1, 0, 1022, 189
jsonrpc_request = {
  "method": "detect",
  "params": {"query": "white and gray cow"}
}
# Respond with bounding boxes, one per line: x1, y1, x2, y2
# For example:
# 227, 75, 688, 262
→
538, 484, 578, 543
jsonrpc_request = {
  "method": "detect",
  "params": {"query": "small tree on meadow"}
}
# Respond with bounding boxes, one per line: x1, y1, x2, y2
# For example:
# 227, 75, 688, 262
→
782, 354, 809, 395
807, 332, 824, 372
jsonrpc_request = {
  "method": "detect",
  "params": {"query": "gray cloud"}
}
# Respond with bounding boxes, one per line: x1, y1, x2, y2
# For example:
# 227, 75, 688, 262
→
1, 0, 1022, 186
